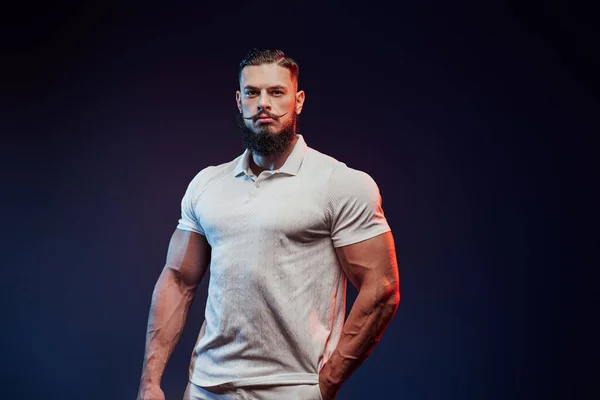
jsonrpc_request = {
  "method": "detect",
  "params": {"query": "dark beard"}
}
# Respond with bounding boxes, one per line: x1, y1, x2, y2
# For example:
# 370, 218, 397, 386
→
236, 113, 297, 156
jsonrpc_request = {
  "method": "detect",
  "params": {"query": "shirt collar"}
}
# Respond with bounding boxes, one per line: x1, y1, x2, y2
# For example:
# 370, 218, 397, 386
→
233, 134, 308, 178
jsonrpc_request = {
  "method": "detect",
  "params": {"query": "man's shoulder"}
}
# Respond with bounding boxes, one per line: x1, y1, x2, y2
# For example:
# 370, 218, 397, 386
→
304, 146, 345, 173
305, 146, 375, 183
185, 155, 240, 191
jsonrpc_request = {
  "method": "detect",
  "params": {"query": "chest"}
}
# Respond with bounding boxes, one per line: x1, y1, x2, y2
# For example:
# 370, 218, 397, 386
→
195, 175, 330, 248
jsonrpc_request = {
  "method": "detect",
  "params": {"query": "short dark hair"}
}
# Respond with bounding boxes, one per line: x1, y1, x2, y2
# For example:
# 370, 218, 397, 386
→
238, 48, 299, 86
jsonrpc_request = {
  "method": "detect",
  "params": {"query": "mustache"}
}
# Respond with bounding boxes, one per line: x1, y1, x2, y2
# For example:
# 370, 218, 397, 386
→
242, 111, 288, 121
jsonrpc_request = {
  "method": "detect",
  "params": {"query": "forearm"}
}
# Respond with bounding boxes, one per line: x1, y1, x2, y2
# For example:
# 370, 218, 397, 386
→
139, 267, 197, 387
320, 281, 399, 392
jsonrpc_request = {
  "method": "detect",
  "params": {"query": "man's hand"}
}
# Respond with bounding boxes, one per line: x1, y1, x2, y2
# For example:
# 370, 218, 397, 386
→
137, 385, 165, 400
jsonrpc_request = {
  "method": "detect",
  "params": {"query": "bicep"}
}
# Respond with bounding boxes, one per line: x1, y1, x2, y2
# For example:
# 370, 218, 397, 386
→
335, 231, 399, 291
164, 228, 211, 287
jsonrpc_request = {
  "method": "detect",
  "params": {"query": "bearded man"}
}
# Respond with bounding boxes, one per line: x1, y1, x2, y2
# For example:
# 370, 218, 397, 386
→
137, 48, 400, 400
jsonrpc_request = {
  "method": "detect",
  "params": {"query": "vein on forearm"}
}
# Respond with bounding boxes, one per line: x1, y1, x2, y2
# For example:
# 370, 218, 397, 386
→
328, 278, 399, 383
142, 268, 197, 379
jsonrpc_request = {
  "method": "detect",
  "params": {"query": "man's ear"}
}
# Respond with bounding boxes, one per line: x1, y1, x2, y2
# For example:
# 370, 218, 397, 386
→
295, 90, 305, 115
236, 90, 242, 112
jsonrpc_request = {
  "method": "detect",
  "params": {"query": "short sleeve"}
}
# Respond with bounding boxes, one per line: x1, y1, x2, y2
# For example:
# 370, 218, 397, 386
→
326, 166, 391, 247
176, 171, 206, 235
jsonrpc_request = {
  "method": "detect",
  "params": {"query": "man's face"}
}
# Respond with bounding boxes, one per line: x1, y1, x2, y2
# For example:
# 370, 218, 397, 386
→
236, 63, 305, 155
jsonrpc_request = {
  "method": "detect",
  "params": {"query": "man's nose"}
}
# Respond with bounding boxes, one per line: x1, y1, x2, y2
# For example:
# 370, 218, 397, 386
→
258, 90, 272, 110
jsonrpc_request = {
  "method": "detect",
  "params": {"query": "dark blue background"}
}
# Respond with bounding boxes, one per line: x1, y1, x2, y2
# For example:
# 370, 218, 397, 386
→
2, 1, 596, 399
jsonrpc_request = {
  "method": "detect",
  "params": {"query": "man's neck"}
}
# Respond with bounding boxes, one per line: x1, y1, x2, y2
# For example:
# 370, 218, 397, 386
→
249, 135, 298, 176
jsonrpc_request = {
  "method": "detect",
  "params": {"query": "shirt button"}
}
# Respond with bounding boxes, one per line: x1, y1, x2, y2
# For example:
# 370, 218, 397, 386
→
255, 183, 260, 188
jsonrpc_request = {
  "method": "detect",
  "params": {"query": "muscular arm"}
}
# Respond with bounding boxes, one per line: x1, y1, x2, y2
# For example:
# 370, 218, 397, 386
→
137, 229, 210, 399
319, 231, 400, 399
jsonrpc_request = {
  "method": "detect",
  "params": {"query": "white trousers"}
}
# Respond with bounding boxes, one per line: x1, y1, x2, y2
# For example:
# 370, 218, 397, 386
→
183, 381, 323, 400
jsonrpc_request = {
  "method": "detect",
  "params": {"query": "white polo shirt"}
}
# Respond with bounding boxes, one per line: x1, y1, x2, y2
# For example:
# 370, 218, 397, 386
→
177, 134, 391, 388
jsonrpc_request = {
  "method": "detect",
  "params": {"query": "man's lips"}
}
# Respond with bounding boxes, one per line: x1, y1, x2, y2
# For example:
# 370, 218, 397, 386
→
256, 115, 275, 123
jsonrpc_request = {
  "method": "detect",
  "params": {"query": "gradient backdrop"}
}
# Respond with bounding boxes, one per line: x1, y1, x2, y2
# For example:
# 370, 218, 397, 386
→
2, 1, 596, 399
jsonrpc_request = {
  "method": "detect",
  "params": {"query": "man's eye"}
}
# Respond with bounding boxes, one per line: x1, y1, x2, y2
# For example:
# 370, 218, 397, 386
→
272, 90, 283, 95
245, 91, 257, 96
